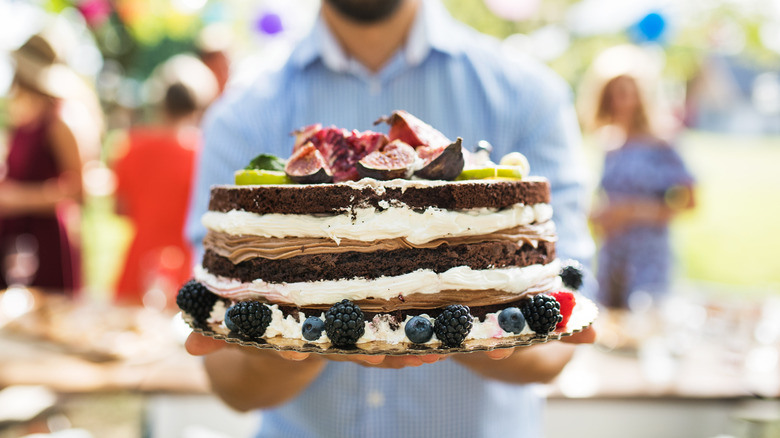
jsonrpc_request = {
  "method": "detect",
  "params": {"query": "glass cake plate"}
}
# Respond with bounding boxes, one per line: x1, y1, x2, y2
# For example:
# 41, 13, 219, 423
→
185, 294, 598, 356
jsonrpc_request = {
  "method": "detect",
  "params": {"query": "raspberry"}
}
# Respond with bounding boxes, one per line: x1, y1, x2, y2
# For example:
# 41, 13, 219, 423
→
324, 300, 365, 347
405, 315, 434, 344
560, 260, 584, 290
302, 316, 325, 341
550, 291, 576, 330
498, 307, 526, 334
226, 301, 273, 338
176, 280, 218, 323
434, 305, 473, 347
521, 294, 562, 334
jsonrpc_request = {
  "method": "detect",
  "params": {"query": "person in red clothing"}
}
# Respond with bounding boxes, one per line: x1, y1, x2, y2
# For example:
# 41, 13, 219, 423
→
0, 28, 102, 294
112, 55, 218, 306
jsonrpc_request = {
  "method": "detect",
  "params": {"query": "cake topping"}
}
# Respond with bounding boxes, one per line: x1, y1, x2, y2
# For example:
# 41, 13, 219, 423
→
227, 301, 273, 338
498, 152, 531, 176
498, 307, 527, 334
414, 137, 465, 180
356, 139, 419, 180
324, 299, 366, 347
374, 110, 451, 149
521, 294, 562, 334
559, 259, 585, 290
284, 142, 334, 184
404, 315, 434, 344
434, 304, 474, 347
302, 316, 325, 341
177, 279, 219, 323
246, 153, 287, 172
550, 291, 576, 330
234, 169, 293, 185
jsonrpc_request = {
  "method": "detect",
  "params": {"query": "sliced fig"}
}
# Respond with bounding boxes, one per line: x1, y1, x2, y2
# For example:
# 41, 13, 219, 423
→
414, 137, 465, 181
292, 124, 322, 151
374, 110, 451, 149
356, 140, 418, 180
339, 130, 389, 182
284, 142, 333, 184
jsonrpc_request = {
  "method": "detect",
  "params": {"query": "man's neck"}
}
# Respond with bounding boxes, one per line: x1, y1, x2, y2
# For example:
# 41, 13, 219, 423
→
321, 0, 420, 73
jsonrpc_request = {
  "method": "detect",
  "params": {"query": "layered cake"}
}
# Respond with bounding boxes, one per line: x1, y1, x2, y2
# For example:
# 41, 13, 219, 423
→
177, 111, 596, 353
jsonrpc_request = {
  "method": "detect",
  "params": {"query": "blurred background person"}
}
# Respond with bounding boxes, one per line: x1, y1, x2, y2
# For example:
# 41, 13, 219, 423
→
196, 24, 233, 97
111, 54, 217, 307
581, 46, 696, 309
0, 26, 102, 294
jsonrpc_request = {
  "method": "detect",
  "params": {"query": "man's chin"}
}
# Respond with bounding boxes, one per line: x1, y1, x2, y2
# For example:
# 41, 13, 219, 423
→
324, 0, 405, 24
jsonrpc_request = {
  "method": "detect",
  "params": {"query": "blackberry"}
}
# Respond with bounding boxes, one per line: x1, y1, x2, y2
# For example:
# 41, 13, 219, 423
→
498, 307, 526, 334
405, 316, 434, 344
176, 280, 218, 322
434, 305, 473, 347
560, 260, 584, 290
302, 316, 325, 341
521, 295, 562, 334
226, 301, 273, 338
324, 300, 365, 347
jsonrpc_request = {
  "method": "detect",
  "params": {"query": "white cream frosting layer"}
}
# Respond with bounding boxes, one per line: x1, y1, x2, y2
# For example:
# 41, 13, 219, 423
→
206, 293, 594, 346
202, 203, 553, 245
195, 260, 561, 307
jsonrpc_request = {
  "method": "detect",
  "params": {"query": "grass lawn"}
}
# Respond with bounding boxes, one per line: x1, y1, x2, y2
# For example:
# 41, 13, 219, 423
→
672, 131, 780, 293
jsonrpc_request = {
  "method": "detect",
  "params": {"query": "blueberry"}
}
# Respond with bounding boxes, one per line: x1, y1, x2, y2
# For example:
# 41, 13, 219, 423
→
405, 315, 434, 344
498, 307, 526, 334
302, 316, 325, 341
224, 308, 238, 332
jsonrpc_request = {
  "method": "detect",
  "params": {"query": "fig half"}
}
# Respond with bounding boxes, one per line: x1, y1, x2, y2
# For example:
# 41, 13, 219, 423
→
284, 142, 333, 184
374, 110, 451, 149
356, 140, 419, 180
414, 137, 464, 181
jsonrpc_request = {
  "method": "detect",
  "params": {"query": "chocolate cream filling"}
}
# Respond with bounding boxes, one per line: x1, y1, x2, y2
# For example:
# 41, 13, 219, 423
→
204, 222, 557, 263
202, 237, 556, 283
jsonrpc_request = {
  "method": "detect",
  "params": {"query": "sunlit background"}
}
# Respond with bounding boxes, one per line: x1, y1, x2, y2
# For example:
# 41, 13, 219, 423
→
0, 0, 778, 437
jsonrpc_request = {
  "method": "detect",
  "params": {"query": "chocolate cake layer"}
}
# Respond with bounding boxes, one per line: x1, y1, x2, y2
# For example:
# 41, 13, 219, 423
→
208, 179, 550, 215
203, 240, 555, 283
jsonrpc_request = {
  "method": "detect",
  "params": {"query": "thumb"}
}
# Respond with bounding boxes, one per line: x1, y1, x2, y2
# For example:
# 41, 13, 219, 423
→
185, 332, 227, 356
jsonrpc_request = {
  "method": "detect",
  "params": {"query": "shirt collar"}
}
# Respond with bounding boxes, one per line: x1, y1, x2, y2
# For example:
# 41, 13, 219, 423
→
288, 0, 462, 72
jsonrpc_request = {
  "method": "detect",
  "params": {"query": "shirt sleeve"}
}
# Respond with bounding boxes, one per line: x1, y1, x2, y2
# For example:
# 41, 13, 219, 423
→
658, 145, 695, 189
185, 95, 261, 261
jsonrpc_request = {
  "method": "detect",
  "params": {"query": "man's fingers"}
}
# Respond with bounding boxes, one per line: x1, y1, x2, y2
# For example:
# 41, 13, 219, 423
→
484, 348, 514, 360
560, 326, 597, 344
278, 351, 311, 361
185, 332, 227, 356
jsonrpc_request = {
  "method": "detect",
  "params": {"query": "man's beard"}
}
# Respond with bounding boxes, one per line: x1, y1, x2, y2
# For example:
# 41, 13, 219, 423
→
324, 0, 404, 23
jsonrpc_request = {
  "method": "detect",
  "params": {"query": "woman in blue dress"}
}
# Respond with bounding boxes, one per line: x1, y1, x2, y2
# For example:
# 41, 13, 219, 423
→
590, 74, 696, 309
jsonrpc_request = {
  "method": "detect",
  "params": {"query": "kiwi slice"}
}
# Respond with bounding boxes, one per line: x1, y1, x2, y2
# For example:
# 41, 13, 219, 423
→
234, 169, 293, 185
456, 166, 524, 181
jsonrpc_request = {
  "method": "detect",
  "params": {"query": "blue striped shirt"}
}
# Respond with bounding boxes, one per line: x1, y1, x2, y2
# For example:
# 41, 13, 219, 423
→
186, 1, 594, 436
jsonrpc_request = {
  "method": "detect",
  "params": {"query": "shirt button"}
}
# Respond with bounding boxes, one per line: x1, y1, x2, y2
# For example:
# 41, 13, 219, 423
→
367, 390, 385, 408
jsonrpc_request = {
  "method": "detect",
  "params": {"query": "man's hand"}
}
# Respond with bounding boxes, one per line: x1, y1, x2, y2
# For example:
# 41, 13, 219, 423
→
185, 331, 446, 368
560, 326, 597, 344
452, 326, 597, 384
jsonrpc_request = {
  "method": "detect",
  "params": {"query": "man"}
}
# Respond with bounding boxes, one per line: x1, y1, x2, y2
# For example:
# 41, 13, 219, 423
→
185, 0, 596, 436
